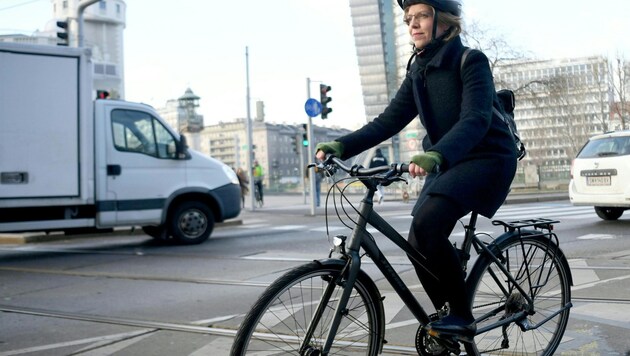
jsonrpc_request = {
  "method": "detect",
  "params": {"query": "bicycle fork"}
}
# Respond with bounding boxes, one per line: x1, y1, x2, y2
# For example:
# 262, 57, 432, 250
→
297, 250, 362, 355
301, 198, 374, 354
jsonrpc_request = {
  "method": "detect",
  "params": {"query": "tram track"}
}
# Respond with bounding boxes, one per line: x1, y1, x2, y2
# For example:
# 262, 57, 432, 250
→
2, 264, 629, 355
0, 266, 270, 287
2, 293, 629, 356
2, 261, 630, 287
0, 305, 422, 355
0, 304, 238, 336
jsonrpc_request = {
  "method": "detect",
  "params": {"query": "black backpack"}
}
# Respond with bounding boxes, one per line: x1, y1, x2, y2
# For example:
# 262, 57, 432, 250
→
461, 48, 526, 160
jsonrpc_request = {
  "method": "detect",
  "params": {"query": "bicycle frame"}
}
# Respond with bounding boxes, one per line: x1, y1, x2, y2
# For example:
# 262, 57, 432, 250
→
318, 176, 454, 352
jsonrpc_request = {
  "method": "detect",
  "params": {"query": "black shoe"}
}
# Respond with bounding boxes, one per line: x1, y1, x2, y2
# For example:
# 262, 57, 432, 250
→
426, 314, 476, 341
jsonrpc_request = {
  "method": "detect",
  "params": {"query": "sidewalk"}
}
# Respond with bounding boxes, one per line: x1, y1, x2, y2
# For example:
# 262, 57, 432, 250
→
241, 189, 569, 213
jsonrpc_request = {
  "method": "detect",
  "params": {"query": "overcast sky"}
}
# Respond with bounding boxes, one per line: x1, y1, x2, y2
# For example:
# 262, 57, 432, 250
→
1, 0, 629, 130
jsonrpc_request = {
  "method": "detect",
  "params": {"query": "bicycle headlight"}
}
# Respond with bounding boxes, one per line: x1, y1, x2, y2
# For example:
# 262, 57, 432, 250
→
329, 235, 347, 256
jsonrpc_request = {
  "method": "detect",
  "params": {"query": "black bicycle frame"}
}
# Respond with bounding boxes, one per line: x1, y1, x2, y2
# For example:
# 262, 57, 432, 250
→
322, 188, 434, 354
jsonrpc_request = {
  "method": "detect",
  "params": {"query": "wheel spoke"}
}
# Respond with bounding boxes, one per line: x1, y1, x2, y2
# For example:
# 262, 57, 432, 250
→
467, 235, 571, 355
232, 262, 383, 355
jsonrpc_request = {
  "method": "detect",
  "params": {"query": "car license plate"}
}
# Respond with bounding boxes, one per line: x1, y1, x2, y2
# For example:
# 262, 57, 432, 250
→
586, 176, 611, 186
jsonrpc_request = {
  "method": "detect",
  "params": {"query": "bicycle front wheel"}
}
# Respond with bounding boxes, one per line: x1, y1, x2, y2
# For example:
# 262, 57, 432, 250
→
466, 234, 572, 355
231, 260, 385, 355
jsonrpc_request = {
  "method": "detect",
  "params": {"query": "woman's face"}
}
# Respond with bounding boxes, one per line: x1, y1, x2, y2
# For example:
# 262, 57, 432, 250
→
405, 4, 447, 50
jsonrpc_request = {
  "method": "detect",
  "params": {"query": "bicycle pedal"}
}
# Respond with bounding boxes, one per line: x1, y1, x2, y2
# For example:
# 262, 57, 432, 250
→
426, 332, 463, 354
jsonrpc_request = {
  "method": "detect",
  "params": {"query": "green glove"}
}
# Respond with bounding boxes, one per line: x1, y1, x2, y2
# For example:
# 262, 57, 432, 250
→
316, 141, 344, 157
410, 151, 443, 173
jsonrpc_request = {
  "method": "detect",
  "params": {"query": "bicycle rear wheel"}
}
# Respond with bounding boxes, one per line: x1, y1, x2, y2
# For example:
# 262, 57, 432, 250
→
231, 260, 385, 355
465, 234, 572, 355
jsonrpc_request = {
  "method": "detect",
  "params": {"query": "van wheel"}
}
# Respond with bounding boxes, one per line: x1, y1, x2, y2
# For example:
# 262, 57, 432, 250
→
594, 206, 624, 220
169, 201, 214, 244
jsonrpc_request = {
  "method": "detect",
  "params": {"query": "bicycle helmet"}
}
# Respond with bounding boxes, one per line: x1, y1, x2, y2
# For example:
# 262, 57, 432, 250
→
397, 0, 461, 17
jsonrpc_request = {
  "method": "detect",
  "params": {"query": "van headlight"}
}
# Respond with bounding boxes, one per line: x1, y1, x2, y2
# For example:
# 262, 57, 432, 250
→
222, 165, 240, 185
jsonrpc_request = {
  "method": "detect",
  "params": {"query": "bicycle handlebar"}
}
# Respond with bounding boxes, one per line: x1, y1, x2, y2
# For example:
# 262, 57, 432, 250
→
314, 154, 409, 179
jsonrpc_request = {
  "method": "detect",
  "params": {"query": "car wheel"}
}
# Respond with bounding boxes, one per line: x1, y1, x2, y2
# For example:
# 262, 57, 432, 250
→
169, 201, 214, 245
594, 206, 624, 220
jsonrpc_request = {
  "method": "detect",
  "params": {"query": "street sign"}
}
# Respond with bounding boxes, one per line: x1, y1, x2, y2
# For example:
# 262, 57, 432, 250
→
304, 98, 322, 117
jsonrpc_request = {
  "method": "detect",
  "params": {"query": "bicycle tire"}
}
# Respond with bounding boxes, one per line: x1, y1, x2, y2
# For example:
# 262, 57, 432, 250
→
231, 260, 385, 355
464, 233, 572, 355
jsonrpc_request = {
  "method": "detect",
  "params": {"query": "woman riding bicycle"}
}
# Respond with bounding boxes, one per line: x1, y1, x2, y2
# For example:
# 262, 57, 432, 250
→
316, 0, 518, 340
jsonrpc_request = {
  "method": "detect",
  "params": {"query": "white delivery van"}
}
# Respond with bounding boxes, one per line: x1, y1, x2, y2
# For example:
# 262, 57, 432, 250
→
0, 42, 241, 244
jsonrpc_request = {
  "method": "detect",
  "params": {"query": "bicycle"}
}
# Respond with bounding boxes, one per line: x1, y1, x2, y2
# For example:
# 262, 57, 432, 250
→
254, 180, 264, 208
232, 155, 573, 355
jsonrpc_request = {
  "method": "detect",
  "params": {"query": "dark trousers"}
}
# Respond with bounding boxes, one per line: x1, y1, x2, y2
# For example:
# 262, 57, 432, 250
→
407, 194, 473, 319
254, 180, 263, 202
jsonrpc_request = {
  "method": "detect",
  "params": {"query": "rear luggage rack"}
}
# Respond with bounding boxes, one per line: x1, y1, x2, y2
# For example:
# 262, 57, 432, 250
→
492, 218, 559, 232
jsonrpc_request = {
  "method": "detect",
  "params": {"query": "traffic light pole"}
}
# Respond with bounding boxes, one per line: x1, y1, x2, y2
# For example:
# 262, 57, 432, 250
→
306, 78, 316, 216
300, 137, 306, 204
77, 0, 100, 47
246, 47, 255, 210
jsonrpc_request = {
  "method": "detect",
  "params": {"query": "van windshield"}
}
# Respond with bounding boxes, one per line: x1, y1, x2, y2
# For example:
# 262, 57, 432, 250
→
577, 136, 630, 158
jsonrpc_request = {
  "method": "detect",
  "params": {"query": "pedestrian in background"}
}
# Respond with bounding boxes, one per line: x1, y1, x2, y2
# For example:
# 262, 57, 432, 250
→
252, 160, 264, 206
235, 167, 249, 209
306, 165, 324, 207
369, 148, 389, 204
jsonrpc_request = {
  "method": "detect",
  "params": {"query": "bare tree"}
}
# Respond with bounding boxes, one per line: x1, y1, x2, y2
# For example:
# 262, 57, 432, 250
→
461, 20, 525, 69
610, 54, 629, 130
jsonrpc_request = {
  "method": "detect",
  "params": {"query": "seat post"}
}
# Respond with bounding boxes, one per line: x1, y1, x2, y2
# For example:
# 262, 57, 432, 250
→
458, 212, 479, 272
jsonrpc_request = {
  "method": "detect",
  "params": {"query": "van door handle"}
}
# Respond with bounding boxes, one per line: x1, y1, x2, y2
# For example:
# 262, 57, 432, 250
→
107, 165, 122, 176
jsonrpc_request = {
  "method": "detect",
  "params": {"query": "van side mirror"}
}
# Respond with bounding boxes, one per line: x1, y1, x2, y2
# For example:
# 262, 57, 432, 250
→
176, 134, 191, 159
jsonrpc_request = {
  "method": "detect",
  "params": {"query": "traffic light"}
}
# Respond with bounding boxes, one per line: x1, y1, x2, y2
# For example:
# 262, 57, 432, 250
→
301, 123, 308, 147
320, 84, 332, 119
56, 20, 69, 46
290, 136, 298, 154
96, 90, 110, 99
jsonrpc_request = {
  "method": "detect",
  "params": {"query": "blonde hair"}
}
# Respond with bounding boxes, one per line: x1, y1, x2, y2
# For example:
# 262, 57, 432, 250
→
438, 10, 462, 41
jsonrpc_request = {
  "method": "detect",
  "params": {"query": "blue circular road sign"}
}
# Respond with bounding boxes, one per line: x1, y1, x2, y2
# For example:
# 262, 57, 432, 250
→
304, 98, 322, 117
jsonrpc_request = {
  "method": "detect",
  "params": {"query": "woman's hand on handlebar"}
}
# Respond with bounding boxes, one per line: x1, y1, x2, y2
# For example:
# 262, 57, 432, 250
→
315, 150, 326, 161
408, 162, 428, 178
409, 151, 443, 178
315, 141, 344, 161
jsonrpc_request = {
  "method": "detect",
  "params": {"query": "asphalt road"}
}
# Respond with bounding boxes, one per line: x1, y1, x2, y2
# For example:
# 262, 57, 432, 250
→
1, 193, 629, 355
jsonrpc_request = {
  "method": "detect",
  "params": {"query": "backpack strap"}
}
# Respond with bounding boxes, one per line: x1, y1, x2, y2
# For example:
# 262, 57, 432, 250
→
459, 47, 526, 160
459, 47, 507, 127
460, 47, 472, 72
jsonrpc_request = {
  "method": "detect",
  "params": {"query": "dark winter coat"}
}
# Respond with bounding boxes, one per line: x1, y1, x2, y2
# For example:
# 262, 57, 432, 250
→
336, 36, 517, 218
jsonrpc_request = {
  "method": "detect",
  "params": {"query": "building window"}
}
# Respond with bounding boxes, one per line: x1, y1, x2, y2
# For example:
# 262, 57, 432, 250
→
99, 1, 106, 10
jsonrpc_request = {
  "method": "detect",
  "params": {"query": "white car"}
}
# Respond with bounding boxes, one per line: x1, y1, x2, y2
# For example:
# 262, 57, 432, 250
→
569, 130, 630, 220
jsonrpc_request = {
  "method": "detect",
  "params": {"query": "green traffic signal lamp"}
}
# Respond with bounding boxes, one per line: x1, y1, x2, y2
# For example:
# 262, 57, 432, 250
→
302, 133, 308, 147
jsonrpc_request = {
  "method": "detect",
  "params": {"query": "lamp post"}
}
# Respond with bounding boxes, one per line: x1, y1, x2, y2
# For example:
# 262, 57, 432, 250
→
306, 78, 317, 216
